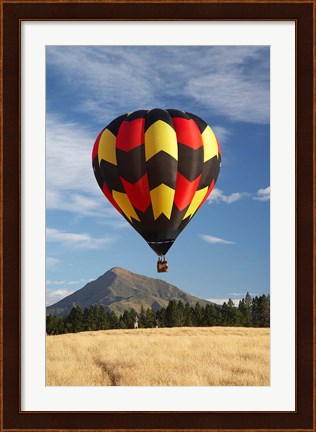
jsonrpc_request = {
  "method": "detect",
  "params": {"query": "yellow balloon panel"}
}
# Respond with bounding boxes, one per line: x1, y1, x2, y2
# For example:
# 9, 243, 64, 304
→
112, 191, 140, 222
98, 129, 117, 166
150, 184, 175, 220
183, 186, 209, 219
145, 120, 178, 161
202, 126, 219, 162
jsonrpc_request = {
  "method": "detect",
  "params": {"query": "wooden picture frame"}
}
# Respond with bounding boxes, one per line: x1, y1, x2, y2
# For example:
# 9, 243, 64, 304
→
1, 1, 314, 430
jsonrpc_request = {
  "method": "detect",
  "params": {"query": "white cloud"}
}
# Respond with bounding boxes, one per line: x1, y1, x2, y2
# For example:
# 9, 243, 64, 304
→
184, 46, 269, 124
46, 227, 116, 249
207, 292, 259, 305
46, 289, 75, 306
187, 72, 269, 124
199, 234, 235, 245
46, 280, 66, 285
207, 298, 241, 306
67, 278, 86, 285
47, 190, 118, 219
207, 188, 249, 204
253, 186, 270, 201
227, 292, 257, 297
46, 279, 87, 286
211, 126, 231, 144
208, 187, 270, 204
46, 256, 60, 268
46, 115, 95, 194
47, 46, 269, 124
47, 47, 157, 120
223, 192, 248, 204
46, 115, 128, 227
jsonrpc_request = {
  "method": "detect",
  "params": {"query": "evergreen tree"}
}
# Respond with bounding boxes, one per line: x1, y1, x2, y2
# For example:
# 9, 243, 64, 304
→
97, 305, 110, 330
222, 299, 236, 326
183, 303, 193, 326
51, 292, 270, 334
48, 314, 65, 334
204, 304, 221, 326
166, 300, 181, 327
83, 305, 97, 331
156, 307, 167, 327
215, 305, 224, 326
258, 294, 270, 327
244, 292, 253, 326
121, 309, 134, 329
176, 300, 186, 326
56, 316, 65, 334
139, 305, 146, 328
66, 305, 84, 333
108, 310, 119, 329
145, 308, 155, 328
129, 308, 138, 325
252, 296, 260, 327
238, 292, 253, 327
193, 302, 203, 326
118, 315, 127, 329
234, 308, 245, 326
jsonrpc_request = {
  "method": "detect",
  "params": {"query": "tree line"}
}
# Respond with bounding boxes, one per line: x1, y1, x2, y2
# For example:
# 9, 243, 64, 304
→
46, 292, 270, 335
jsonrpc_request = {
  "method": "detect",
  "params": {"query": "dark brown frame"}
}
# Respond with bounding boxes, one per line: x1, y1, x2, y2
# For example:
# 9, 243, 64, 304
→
1, 1, 314, 431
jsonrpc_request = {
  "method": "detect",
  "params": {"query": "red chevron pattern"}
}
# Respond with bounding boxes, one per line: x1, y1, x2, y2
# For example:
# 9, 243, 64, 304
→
172, 118, 203, 149
174, 173, 201, 211
102, 182, 122, 214
92, 130, 102, 160
121, 174, 151, 213
116, 118, 145, 151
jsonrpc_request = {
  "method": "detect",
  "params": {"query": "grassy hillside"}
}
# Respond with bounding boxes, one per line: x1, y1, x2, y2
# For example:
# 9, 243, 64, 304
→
46, 327, 270, 386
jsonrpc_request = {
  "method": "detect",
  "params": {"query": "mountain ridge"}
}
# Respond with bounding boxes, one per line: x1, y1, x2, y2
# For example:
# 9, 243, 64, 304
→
46, 267, 213, 316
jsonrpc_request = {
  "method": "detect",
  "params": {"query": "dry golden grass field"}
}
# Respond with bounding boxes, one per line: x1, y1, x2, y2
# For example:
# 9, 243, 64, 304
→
46, 327, 270, 386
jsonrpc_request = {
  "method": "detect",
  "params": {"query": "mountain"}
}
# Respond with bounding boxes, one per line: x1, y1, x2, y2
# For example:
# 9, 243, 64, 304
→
46, 267, 212, 316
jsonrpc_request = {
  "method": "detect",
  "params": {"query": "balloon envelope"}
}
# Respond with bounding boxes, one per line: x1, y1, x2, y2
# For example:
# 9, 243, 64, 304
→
92, 109, 221, 255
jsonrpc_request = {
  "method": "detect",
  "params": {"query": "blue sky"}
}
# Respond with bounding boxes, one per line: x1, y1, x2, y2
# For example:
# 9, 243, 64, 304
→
46, 46, 270, 306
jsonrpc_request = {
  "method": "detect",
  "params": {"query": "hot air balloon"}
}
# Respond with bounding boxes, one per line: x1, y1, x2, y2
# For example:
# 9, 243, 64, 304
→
92, 109, 221, 272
